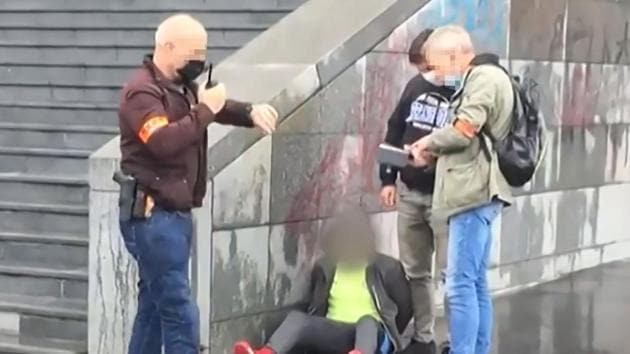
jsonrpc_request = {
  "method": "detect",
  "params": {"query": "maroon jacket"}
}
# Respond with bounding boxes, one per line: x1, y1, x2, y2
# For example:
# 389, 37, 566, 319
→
119, 56, 253, 210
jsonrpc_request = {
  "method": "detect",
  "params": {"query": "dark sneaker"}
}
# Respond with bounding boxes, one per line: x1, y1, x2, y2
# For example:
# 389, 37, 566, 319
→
438, 341, 450, 354
402, 340, 436, 354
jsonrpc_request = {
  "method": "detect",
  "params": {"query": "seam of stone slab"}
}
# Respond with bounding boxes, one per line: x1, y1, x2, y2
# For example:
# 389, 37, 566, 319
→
0, 264, 88, 281
514, 180, 630, 197
211, 303, 306, 323
0, 231, 87, 246
489, 258, 630, 301
487, 239, 630, 270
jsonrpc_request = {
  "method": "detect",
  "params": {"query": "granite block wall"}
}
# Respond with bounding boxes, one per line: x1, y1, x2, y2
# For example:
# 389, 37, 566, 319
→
206, 0, 630, 350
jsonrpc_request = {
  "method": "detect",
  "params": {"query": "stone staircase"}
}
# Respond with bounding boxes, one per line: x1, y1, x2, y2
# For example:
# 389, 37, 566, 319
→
0, 0, 303, 352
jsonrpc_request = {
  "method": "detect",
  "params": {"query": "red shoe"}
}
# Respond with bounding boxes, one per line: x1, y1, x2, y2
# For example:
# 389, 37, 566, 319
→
233, 341, 274, 354
233, 341, 255, 354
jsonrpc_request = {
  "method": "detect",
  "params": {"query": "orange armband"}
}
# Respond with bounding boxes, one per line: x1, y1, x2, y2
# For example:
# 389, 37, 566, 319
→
138, 116, 169, 143
453, 119, 478, 139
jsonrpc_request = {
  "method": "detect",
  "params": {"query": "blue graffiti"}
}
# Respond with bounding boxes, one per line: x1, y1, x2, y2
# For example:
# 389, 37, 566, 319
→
412, 0, 509, 56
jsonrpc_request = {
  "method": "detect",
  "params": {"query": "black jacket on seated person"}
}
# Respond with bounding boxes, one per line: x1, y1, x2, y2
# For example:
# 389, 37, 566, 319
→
306, 254, 413, 352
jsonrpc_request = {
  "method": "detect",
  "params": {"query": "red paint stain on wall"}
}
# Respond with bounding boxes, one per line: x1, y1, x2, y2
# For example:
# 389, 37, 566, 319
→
285, 55, 406, 233
562, 64, 599, 126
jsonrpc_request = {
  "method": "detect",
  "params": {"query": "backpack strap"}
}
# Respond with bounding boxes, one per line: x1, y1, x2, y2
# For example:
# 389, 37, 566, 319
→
476, 63, 520, 163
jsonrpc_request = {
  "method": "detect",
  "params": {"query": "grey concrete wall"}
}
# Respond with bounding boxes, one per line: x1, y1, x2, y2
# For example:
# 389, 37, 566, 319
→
89, 0, 630, 353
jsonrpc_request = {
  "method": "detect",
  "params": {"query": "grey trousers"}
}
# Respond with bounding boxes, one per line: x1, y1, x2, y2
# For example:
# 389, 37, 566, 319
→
397, 185, 448, 343
267, 311, 382, 354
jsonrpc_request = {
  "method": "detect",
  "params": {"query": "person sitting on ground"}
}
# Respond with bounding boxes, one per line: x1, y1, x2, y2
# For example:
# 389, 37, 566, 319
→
233, 207, 412, 354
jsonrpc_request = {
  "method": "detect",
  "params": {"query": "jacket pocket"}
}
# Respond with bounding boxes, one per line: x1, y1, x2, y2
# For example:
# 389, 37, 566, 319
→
443, 156, 490, 209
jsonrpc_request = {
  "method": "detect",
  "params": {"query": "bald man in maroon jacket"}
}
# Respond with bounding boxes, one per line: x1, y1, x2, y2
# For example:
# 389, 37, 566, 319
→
117, 14, 278, 354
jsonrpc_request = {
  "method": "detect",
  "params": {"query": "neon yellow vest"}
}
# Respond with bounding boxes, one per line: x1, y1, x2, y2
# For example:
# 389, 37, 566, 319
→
326, 265, 380, 323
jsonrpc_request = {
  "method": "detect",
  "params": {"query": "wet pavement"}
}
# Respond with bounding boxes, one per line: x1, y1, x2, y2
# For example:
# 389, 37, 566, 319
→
491, 259, 630, 354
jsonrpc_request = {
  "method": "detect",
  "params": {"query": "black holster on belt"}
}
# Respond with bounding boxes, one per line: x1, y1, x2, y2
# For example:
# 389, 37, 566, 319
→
112, 171, 147, 221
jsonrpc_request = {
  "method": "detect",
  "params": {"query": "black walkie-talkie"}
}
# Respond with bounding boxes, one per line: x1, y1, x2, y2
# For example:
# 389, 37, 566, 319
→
205, 63, 217, 89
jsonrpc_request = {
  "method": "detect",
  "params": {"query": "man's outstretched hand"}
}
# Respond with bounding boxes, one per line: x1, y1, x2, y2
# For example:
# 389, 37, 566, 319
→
251, 104, 278, 135
406, 135, 434, 168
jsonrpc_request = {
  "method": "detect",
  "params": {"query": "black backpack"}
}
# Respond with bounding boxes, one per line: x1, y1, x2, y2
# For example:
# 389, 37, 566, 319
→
457, 59, 547, 187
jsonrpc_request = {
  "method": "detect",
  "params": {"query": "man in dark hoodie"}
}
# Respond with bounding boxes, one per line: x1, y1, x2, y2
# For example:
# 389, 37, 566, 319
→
233, 207, 412, 354
379, 29, 455, 354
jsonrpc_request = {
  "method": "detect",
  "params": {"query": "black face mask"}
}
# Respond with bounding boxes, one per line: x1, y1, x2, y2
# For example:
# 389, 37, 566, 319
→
175, 60, 205, 85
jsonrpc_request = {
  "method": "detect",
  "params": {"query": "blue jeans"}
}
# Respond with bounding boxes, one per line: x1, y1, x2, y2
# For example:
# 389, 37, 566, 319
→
446, 202, 502, 354
120, 208, 199, 354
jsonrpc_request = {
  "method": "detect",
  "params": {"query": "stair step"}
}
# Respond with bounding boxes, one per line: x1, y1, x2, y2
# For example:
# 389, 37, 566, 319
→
0, 333, 86, 354
0, 231, 86, 246
0, 101, 117, 127
0, 82, 120, 104
0, 64, 134, 86
0, 28, 259, 47
0, 263, 87, 300
0, 294, 86, 321
0, 10, 288, 29
0, 204, 88, 236
0, 180, 88, 206
0, 178, 88, 205
0, 147, 89, 177
0, 0, 303, 11
0, 202, 87, 216
0, 235, 88, 270
0, 263, 87, 281
0, 122, 117, 134
0, 123, 117, 150
0, 45, 233, 67
0, 294, 86, 342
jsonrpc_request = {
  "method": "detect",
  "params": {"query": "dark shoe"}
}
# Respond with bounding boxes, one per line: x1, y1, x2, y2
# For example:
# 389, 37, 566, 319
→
438, 341, 450, 354
402, 340, 436, 354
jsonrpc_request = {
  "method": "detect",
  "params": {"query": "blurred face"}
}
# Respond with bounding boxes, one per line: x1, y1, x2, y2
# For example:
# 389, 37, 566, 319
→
325, 213, 375, 265
161, 33, 207, 84
426, 43, 473, 89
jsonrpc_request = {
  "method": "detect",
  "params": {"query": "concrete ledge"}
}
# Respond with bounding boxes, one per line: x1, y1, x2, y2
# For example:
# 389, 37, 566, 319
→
207, 63, 319, 178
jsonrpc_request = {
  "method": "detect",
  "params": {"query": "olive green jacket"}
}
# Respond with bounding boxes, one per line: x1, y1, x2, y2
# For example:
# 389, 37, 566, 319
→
426, 65, 514, 218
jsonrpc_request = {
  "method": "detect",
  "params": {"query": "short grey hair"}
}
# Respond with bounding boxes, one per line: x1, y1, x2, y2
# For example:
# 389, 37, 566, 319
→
425, 25, 475, 54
